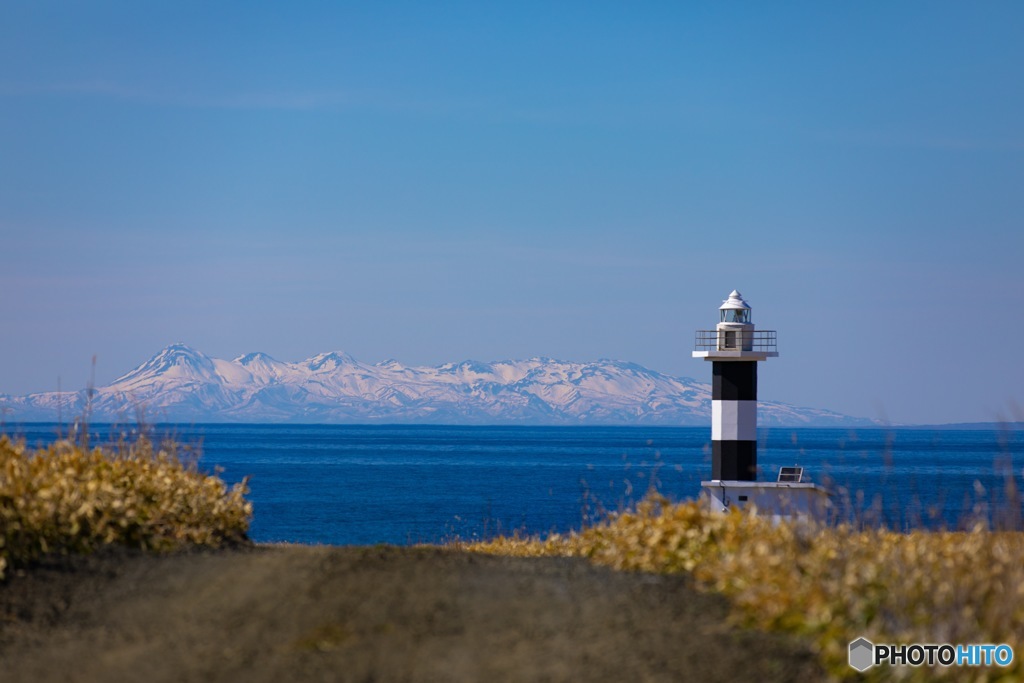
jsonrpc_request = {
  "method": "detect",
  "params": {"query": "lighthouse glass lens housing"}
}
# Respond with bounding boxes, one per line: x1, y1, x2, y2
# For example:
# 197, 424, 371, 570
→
721, 309, 751, 324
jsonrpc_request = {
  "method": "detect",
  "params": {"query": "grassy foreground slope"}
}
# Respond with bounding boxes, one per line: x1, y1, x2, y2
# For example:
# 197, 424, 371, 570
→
470, 495, 1024, 681
0, 545, 821, 682
0, 435, 251, 579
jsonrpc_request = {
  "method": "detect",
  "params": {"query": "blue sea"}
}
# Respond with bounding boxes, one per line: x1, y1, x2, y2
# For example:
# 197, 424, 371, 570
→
8, 423, 1024, 543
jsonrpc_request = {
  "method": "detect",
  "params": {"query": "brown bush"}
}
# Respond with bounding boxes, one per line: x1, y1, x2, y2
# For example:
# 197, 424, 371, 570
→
0, 434, 252, 580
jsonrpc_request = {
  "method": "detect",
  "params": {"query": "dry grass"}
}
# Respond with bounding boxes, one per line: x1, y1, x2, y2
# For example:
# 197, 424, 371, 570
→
469, 495, 1024, 681
0, 434, 252, 580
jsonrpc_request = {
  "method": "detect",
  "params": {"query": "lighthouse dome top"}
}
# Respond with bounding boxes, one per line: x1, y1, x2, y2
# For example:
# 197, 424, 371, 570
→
719, 290, 751, 311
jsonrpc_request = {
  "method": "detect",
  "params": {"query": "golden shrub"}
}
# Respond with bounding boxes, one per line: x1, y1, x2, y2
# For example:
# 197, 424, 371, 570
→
470, 495, 1024, 681
0, 434, 252, 579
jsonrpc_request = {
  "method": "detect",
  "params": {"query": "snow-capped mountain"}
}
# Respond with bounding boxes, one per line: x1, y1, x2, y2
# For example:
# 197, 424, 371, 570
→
0, 343, 872, 426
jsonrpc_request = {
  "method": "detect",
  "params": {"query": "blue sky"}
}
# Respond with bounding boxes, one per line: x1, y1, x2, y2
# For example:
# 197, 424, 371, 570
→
2, 2, 1022, 424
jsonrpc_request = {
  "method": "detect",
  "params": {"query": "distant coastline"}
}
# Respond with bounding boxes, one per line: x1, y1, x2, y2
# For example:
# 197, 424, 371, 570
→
2, 420, 1020, 431
898, 421, 1024, 431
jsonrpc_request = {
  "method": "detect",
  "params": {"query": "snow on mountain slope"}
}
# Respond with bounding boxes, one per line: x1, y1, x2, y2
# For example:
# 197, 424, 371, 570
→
0, 344, 874, 426
110, 343, 221, 389
233, 352, 294, 385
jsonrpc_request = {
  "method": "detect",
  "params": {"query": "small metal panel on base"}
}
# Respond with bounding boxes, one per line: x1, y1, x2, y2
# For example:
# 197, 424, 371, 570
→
701, 480, 831, 524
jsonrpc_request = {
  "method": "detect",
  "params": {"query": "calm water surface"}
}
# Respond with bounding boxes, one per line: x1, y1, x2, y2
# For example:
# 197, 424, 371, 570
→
9, 423, 1024, 544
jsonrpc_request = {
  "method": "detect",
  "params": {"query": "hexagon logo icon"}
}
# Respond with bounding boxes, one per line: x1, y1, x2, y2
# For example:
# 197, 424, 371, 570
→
849, 637, 874, 672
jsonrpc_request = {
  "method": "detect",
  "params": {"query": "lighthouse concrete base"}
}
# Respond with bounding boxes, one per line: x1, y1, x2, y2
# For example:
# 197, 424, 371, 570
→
701, 480, 831, 524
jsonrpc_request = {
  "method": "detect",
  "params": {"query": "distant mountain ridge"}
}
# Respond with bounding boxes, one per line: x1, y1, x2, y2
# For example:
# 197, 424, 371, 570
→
0, 343, 873, 426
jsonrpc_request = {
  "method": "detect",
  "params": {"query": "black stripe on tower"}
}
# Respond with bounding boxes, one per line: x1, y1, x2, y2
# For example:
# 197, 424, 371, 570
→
712, 361, 757, 400
712, 361, 758, 481
712, 441, 757, 480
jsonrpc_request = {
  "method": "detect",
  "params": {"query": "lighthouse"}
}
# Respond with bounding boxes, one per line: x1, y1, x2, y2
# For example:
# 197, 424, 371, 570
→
692, 290, 776, 480
693, 290, 829, 521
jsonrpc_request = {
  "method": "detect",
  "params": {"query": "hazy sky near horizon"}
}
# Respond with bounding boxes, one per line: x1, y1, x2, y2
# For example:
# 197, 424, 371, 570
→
2, 2, 1022, 424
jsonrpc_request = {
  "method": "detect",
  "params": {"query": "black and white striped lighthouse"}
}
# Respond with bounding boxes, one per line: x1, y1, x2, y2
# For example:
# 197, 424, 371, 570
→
693, 290, 777, 481
694, 292, 830, 521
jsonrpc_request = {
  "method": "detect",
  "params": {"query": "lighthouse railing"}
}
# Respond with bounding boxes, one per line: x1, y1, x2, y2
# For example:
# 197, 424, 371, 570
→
694, 329, 777, 353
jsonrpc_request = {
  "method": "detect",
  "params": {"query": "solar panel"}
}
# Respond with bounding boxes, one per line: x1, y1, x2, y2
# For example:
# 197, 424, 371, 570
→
778, 466, 803, 483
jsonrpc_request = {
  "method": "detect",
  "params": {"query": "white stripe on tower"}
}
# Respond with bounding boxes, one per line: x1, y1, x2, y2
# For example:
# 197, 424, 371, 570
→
712, 400, 757, 440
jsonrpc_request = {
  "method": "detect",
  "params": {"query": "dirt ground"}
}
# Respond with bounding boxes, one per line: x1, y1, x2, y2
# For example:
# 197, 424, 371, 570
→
0, 545, 822, 682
